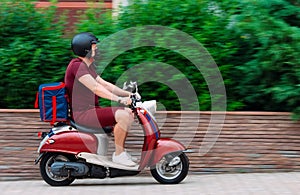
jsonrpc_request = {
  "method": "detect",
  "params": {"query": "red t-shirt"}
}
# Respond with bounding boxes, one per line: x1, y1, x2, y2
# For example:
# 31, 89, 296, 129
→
64, 58, 99, 112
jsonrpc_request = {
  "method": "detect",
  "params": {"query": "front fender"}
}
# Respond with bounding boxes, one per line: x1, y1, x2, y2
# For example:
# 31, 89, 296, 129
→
150, 138, 186, 167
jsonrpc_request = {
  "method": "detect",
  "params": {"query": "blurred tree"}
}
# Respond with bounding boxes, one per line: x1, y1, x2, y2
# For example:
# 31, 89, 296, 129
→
1, 0, 299, 117
75, 0, 299, 115
0, 0, 71, 108
221, 0, 300, 117
76, 0, 240, 111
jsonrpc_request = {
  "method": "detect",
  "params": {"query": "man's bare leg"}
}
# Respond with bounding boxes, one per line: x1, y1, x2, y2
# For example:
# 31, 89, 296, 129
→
114, 108, 133, 155
113, 123, 128, 155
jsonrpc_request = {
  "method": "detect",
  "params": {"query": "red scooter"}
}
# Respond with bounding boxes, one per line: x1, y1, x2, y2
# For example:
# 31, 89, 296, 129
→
35, 83, 189, 186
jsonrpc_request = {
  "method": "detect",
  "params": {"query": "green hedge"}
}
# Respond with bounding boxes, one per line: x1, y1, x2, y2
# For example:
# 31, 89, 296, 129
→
0, 0, 71, 108
220, 0, 300, 117
75, 0, 240, 111
0, 0, 299, 117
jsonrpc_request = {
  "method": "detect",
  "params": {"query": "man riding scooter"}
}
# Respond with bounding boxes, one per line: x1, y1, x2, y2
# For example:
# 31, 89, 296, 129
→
35, 32, 189, 186
65, 32, 136, 167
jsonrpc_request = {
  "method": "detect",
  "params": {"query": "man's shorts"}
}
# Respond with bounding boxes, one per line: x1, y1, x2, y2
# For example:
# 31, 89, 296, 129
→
73, 106, 125, 129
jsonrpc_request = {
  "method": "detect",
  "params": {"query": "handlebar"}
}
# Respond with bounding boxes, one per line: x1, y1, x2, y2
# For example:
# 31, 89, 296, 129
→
130, 94, 141, 109
129, 93, 157, 117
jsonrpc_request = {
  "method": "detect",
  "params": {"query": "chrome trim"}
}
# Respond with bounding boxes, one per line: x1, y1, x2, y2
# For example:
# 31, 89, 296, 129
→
183, 149, 194, 153
34, 153, 45, 164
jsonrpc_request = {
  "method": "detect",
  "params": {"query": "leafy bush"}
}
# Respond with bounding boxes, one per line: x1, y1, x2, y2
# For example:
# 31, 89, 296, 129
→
76, 0, 239, 111
75, 0, 299, 115
1, 0, 299, 117
221, 0, 300, 116
0, 0, 71, 108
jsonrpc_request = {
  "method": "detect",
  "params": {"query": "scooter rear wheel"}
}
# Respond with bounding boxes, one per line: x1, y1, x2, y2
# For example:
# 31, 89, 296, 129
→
40, 153, 75, 186
150, 153, 189, 184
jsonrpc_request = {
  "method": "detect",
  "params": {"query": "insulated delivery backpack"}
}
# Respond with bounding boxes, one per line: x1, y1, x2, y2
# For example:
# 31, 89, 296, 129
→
35, 82, 69, 124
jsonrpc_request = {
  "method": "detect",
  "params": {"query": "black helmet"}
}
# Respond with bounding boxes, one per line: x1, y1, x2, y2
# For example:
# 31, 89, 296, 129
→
71, 32, 99, 57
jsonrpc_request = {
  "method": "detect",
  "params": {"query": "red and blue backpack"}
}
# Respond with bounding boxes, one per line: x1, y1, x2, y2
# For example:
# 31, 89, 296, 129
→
35, 82, 69, 125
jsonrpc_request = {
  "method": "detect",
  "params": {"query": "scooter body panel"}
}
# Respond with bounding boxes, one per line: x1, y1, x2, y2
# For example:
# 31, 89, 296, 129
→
137, 110, 160, 170
39, 131, 98, 155
150, 138, 186, 167
136, 109, 185, 169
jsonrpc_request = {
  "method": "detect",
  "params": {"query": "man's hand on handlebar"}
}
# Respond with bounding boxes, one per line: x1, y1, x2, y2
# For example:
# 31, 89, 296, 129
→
134, 92, 141, 101
118, 97, 132, 106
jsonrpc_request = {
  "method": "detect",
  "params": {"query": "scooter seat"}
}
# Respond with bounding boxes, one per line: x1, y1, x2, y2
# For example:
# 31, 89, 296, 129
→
70, 120, 113, 134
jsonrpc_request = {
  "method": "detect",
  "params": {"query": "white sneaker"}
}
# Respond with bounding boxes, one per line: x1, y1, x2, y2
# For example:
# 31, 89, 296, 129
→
112, 151, 137, 167
124, 150, 138, 162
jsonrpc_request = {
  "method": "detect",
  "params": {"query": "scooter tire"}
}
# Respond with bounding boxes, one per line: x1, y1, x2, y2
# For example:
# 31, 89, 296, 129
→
150, 153, 189, 184
40, 153, 76, 186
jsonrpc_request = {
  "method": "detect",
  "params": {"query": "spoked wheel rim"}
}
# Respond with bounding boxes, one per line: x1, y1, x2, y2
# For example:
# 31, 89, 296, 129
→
155, 156, 183, 180
45, 154, 70, 182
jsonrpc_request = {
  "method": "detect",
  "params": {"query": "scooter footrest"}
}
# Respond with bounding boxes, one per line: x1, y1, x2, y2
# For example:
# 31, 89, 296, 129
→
77, 152, 140, 171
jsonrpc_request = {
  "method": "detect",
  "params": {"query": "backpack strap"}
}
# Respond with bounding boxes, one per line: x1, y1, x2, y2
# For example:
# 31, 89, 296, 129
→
34, 92, 39, 109
51, 96, 57, 125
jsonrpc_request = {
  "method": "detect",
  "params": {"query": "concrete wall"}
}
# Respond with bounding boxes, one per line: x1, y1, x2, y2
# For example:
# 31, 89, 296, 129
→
0, 109, 300, 180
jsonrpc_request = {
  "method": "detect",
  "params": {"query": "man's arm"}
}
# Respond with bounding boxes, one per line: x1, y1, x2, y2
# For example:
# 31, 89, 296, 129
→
96, 76, 131, 97
78, 74, 120, 102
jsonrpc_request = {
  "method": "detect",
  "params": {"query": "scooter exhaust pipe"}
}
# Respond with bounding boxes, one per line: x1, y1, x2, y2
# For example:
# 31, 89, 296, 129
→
51, 162, 89, 177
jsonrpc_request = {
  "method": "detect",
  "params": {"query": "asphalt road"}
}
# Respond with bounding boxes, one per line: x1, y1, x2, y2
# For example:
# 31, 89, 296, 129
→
1, 172, 300, 195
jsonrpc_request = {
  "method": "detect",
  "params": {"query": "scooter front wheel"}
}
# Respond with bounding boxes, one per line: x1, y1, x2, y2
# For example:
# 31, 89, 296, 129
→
150, 153, 189, 184
40, 153, 75, 186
